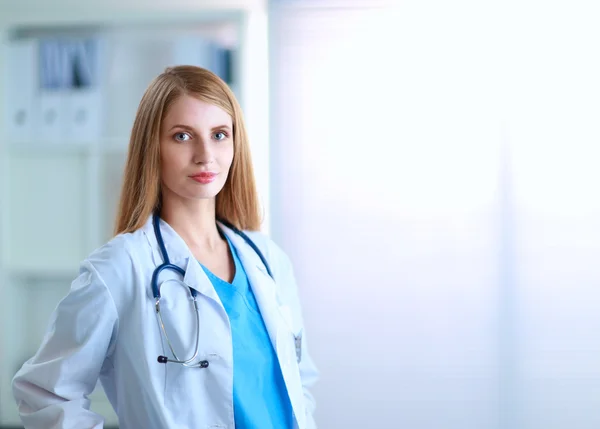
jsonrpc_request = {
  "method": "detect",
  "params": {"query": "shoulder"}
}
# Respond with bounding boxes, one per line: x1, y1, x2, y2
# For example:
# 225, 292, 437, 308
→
242, 230, 296, 283
242, 231, 290, 264
242, 231, 308, 329
79, 229, 149, 295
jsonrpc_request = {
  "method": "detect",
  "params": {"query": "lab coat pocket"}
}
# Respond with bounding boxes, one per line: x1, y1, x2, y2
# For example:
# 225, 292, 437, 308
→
163, 352, 230, 427
159, 289, 232, 425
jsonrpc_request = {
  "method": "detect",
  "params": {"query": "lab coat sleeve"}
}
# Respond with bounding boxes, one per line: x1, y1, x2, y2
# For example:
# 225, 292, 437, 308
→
12, 259, 119, 429
269, 242, 320, 428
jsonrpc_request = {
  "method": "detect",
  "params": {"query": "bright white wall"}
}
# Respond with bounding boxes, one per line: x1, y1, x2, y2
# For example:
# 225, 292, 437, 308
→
269, 1, 600, 428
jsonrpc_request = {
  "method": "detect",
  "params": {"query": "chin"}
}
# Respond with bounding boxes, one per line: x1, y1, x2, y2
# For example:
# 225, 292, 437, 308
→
191, 185, 225, 200
171, 180, 226, 201
194, 193, 219, 200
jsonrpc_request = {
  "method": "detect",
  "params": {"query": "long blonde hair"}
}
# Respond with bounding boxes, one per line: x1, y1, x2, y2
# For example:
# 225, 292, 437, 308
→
114, 65, 262, 235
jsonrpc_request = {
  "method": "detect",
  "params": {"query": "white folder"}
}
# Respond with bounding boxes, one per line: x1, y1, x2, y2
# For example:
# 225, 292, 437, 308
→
64, 88, 103, 143
63, 39, 105, 143
5, 39, 38, 143
36, 38, 70, 143
37, 90, 66, 143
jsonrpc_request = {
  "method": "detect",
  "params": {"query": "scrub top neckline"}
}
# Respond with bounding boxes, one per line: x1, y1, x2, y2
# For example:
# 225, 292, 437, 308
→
199, 232, 240, 286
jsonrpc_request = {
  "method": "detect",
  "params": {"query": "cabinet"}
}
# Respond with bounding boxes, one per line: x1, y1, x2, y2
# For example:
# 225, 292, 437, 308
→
0, 2, 269, 426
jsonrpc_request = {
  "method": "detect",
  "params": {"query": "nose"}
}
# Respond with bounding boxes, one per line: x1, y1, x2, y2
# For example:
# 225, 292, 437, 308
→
192, 138, 213, 164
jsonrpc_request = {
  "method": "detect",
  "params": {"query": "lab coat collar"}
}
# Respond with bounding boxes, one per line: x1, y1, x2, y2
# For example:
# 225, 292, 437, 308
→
140, 215, 219, 303
139, 215, 276, 306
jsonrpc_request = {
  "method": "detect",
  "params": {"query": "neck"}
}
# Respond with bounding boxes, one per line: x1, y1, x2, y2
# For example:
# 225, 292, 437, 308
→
160, 197, 223, 251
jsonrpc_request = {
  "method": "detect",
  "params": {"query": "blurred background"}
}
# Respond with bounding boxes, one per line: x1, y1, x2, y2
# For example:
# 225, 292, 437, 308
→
1, 0, 599, 428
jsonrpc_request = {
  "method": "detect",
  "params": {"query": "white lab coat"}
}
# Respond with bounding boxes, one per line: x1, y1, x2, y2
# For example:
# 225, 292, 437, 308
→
12, 215, 319, 429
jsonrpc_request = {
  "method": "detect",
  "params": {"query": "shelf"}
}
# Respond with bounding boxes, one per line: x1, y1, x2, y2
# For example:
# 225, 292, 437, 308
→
0, 7, 268, 428
6, 267, 79, 281
0, 4, 251, 28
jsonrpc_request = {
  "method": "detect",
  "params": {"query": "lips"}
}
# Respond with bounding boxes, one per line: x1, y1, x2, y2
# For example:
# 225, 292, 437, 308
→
190, 172, 217, 179
189, 172, 217, 184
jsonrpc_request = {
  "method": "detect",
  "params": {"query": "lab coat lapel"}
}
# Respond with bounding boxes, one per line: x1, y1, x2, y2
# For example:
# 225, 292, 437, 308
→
181, 257, 222, 304
219, 225, 307, 429
217, 225, 282, 348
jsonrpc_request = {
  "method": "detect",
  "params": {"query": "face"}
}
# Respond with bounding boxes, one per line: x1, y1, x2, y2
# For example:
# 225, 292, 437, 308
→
160, 94, 234, 205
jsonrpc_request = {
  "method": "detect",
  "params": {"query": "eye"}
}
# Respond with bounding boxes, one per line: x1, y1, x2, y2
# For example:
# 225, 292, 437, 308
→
174, 132, 191, 142
213, 131, 229, 141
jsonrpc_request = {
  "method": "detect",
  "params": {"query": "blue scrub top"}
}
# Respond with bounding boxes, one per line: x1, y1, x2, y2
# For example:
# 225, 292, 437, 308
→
199, 236, 294, 429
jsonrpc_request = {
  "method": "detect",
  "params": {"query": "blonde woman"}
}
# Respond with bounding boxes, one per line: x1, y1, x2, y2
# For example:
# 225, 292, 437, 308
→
12, 66, 319, 429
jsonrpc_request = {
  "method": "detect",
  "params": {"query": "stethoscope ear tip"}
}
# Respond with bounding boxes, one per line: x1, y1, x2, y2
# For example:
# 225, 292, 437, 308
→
158, 355, 168, 364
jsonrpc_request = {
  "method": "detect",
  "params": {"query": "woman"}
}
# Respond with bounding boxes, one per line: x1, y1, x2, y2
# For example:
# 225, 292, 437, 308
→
12, 65, 319, 429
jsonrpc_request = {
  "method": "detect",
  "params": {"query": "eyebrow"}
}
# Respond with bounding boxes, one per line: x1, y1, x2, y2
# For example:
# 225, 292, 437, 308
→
167, 124, 232, 132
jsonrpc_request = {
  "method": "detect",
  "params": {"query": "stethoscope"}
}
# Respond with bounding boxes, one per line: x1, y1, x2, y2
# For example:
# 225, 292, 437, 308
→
152, 212, 273, 368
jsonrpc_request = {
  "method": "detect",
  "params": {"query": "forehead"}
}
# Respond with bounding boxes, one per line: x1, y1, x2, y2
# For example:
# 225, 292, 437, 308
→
162, 94, 232, 128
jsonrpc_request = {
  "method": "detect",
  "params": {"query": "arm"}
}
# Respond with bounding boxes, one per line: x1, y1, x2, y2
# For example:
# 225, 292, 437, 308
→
12, 260, 119, 429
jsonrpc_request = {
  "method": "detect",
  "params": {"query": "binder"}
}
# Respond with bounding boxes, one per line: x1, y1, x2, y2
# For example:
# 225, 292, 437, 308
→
63, 39, 104, 142
6, 39, 38, 143
35, 37, 105, 144
37, 89, 65, 142
64, 89, 103, 142
36, 38, 69, 143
